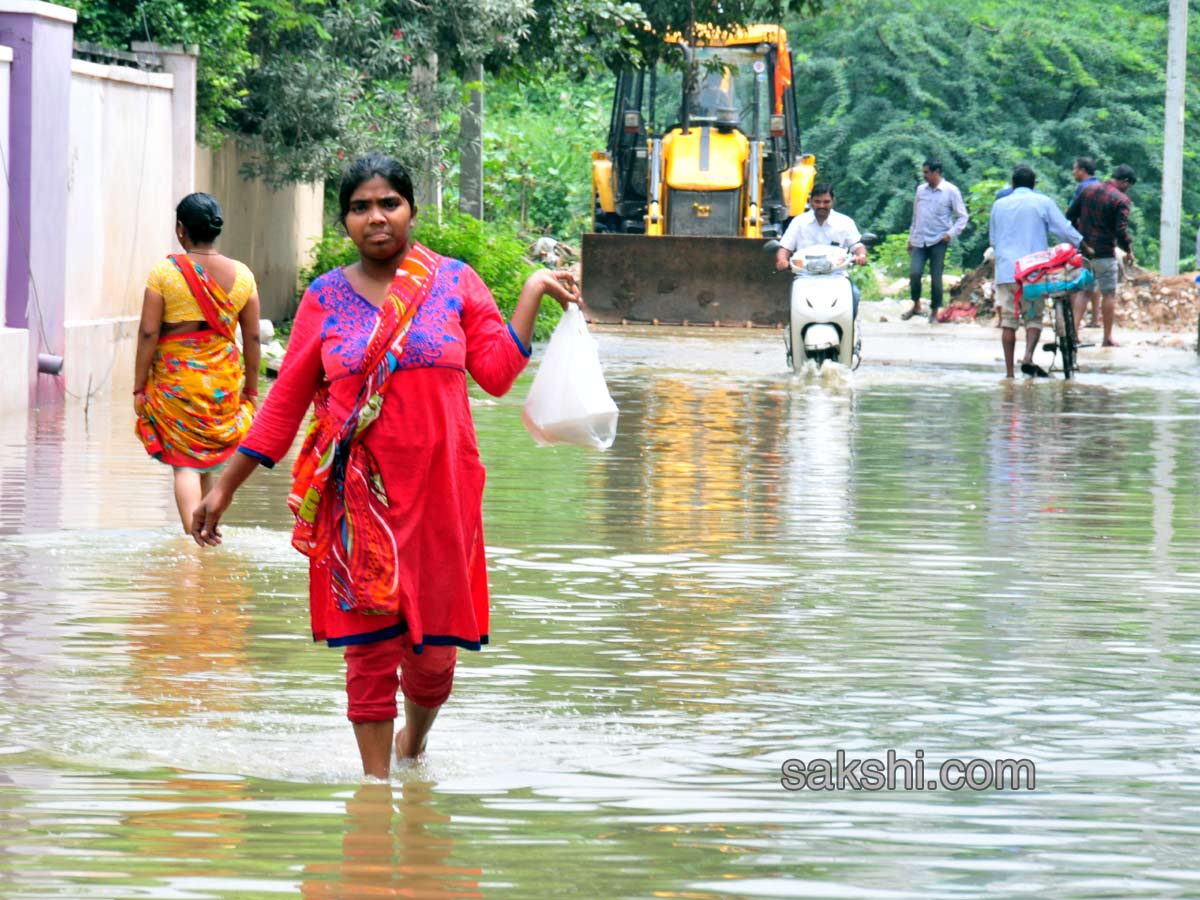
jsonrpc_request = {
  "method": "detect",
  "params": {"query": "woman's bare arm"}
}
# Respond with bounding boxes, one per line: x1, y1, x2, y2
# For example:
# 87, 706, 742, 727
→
133, 288, 164, 395
238, 291, 262, 398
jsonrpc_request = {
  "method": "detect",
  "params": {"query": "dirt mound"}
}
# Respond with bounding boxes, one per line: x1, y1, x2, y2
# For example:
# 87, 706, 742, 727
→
950, 259, 995, 315
1117, 268, 1199, 332
949, 260, 1199, 332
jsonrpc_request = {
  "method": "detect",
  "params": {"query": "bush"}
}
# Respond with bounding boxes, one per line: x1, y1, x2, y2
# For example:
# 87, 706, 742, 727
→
848, 261, 882, 301
453, 72, 609, 241
299, 224, 358, 289
415, 213, 562, 342
298, 216, 562, 343
871, 233, 914, 279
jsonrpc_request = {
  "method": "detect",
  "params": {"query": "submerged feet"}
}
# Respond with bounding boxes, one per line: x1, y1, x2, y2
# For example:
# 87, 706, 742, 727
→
395, 727, 428, 762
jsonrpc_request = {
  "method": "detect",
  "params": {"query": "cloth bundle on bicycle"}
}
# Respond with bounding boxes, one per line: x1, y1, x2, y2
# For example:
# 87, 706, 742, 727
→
1012, 243, 1095, 310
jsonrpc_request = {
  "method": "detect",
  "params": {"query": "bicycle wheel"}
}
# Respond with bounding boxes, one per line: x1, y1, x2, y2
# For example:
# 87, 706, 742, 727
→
1057, 296, 1077, 379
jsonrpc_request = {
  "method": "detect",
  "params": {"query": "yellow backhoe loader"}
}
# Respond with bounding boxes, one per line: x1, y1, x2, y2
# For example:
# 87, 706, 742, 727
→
583, 25, 816, 325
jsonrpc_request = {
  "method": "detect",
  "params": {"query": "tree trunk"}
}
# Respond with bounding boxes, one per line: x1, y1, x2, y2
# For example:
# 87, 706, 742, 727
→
459, 61, 484, 220
412, 52, 442, 221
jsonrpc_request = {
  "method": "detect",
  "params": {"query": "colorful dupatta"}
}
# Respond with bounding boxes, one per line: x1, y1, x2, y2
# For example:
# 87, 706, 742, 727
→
287, 243, 440, 616
135, 254, 253, 469
169, 254, 240, 340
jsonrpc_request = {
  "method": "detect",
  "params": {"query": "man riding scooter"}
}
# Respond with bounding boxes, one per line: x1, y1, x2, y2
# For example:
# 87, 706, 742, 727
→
774, 183, 868, 319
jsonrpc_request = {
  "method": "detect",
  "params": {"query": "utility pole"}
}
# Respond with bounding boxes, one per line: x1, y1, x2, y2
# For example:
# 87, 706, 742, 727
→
1159, 0, 1188, 274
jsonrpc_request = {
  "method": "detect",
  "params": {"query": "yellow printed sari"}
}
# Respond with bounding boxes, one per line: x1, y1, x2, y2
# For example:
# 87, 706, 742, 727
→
135, 254, 253, 469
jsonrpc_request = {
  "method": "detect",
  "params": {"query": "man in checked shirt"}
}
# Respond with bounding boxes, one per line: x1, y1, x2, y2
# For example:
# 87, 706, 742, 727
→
903, 158, 969, 323
1066, 163, 1136, 347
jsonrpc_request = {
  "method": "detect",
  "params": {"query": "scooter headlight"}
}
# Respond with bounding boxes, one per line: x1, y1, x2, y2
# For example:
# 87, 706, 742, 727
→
804, 256, 833, 275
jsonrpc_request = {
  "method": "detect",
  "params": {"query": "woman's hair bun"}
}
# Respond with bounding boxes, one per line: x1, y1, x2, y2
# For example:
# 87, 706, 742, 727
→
176, 192, 225, 243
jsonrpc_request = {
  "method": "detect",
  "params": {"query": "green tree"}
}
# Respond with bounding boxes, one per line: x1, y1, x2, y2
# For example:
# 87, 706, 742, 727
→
786, 0, 1200, 267
232, 0, 420, 184
467, 73, 610, 236
67, 0, 650, 185
632, 0, 824, 64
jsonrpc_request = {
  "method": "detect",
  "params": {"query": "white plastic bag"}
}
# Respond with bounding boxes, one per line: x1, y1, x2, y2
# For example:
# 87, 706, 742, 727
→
522, 306, 619, 450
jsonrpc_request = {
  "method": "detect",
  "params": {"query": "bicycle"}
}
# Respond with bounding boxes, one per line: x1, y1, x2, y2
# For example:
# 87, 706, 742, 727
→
1015, 243, 1094, 381
1042, 292, 1089, 379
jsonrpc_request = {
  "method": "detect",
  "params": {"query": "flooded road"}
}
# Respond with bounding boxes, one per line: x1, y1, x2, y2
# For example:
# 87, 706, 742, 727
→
2, 324, 1200, 899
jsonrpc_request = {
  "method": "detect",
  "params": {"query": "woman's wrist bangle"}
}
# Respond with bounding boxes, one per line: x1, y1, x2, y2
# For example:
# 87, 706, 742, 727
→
133, 388, 146, 396
244, 389, 259, 397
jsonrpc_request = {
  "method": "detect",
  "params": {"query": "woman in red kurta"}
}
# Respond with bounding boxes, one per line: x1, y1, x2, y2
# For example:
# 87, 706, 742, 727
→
190, 154, 579, 777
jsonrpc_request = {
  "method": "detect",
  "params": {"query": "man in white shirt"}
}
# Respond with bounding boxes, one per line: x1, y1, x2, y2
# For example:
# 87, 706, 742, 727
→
775, 184, 867, 314
776, 184, 867, 268
903, 158, 969, 322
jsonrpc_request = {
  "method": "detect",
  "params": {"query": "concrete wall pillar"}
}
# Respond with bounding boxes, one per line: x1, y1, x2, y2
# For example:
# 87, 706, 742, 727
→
0, 46, 11, 327
132, 41, 196, 206
0, 44, 25, 416
0, 0, 75, 405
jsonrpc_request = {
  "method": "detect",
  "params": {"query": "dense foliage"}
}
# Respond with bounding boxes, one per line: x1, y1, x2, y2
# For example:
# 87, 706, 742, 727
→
630, 0, 823, 63
68, 0, 648, 183
67, 0, 831, 185
785, 0, 1200, 267
470, 74, 611, 237
68, 0, 1194, 272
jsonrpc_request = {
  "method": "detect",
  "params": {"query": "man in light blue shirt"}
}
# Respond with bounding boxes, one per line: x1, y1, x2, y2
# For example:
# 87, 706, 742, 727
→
903, 158, 969, 322
990, 164, 1083, 378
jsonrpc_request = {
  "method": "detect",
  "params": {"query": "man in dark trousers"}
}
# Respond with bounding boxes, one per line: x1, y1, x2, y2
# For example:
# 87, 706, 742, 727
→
1069, 156, 1100, 325
1066, 164, 1136, 347
903, 158, 969, 322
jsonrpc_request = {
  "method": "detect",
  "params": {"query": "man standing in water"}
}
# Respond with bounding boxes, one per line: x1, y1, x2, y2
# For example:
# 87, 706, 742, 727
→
990, 165, 1082, 379
1066, 163, 1136, 347
903, 158, 969, 323
1068, 156, 1101, 327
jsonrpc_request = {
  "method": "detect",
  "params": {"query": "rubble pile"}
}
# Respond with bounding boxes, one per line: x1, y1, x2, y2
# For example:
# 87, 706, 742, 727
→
949, 261, 995, 316
948, 261, 1199, 332
1116, 269, 1199, 332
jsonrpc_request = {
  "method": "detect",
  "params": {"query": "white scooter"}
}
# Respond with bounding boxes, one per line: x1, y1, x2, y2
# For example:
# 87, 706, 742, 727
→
768, 242, 864, 371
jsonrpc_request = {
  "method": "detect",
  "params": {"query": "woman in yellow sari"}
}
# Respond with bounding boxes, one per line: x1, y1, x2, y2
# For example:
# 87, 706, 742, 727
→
134, 193, 261, 531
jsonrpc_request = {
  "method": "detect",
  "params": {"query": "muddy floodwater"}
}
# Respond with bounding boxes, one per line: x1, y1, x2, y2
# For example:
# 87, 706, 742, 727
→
2, 323, 1200, 899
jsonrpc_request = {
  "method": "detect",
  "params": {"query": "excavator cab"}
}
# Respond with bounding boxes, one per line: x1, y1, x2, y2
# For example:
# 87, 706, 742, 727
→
585, 26, 816, 325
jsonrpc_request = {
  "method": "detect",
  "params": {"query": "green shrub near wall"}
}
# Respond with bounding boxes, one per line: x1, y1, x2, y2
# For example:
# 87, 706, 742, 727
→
298, 214, 562, 342
415, 213, 563, 341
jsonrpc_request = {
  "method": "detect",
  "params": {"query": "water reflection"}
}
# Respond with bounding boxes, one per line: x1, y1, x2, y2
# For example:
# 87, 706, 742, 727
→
782, 384, 856, 542
2, 329, 1200, 899
127, 547, 255, 718
121, 773, 252, 879
302, 782, 482, 899
592, 376, 790, 548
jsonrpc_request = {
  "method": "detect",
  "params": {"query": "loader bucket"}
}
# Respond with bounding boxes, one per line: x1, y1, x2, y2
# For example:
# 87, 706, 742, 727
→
581, 233, 790, 326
